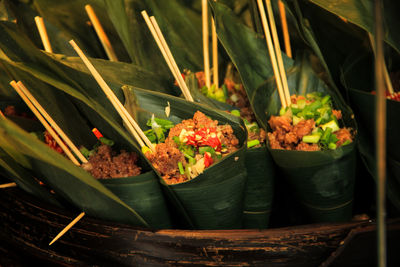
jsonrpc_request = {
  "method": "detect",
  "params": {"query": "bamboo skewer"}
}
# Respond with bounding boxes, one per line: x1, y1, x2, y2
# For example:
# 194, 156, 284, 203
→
49, 211, 85, 246
141, 11, 193, 101
16, 81, 88, 164
278, 0, 292, 58
69, 40, 154, 151
202, 0, 211, 88
148, 15, 194, 102
212, 17, 219, 87
85, 5, 118, 62
34, 16, 53, 53
368, 33, 394, 95
10, 81, 81, 166
0, 182, 17, 189
52, 39, 159, 246
256, 0, 288, 108
265, 0, 291, 106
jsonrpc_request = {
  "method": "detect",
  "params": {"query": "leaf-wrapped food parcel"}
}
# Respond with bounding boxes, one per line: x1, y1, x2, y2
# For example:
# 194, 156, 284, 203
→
0, 114, 172, 228
342, 53, 400, 211
265, 58, 357, 223
185, 71, 275, 229
124, 87, 247, 229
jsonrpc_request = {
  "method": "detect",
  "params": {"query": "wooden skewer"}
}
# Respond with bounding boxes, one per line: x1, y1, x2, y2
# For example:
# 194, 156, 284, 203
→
140, 11, 193, 102
16, 81, 88, 164
256, 0, 287, 108
148, 16, 194, 102
10, 81, 81, 166
85, 5, 118, 62
202, 0, 211, 88
278, 0, 292, 58
0, 182, 17, 189
69, 40, 154, 151
212, 17, 219, 87
49, 211, 85, 245
34, 16, 53, 53
140, 12, 183, 97
368, 33, 394, 95
266, 0, 291, 106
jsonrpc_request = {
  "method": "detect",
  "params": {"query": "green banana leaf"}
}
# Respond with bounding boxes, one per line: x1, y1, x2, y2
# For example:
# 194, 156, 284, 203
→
290, 0, 368, 90
243, 146, 274, 228
0, 21, 173, 151
0, 62, 98, 149
104, 0, 203, 75
265, 55, 357, 223
0, 116, 149, 226
342, 53, 400, 211
123, 87, 248, 230
100, 172, 172, 229
0, 147, 61, 207
308, 0, 400, 54
211, 1, 357, 222
184, 68, 274, 229
4, 0, 129, 61
210, 1, 294, 131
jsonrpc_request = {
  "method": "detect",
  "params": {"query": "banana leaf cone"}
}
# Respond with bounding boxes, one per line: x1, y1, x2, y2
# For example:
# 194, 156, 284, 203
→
0, 113, 176, 228
185, 72, 275, 229
342, 53, 400, 211
242, 146, 274, 228
263, 57, 357, 223
99, 171, 172, 229
123, 86, 248, 229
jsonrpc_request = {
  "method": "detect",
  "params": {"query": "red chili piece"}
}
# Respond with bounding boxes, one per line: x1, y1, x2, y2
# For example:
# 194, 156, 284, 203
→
185, 127, 222, 152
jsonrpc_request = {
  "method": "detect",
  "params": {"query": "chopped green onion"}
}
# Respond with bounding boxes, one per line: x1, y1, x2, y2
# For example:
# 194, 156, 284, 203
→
342, 140, 351, 146
293, 115, 302, 125
199, 146, 215, 155
328, 143, 337, 150
80, 147, 91, 158
321, 127, 333, 143
230, 109, 241, 117
230, 94, 239, 103
188, 157, 196, 165
279, 107, 287, 116
321, 95, 331, 105
321, 120, 340, 133
99, 137, 114, 146
302, 134, 321, 143
247, 139, 260, 148
309, 100, 322, 111
297, 99, 306, 109
141, 146, 152, 154
178, 162, 184, 175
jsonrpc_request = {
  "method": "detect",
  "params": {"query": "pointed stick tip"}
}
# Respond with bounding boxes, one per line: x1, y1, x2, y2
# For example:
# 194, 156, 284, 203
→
49, 212, 85, 246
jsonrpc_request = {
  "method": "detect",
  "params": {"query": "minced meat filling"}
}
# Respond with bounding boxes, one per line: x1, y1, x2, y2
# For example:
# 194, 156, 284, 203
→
267, 93, 353, 151
82, 144, 141, 179
145, 111, 239, 185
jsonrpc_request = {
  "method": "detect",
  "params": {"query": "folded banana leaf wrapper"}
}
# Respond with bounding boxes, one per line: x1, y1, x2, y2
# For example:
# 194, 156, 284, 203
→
211, 1, 357, 223
124, 87, 247, 229
0, 83, 172, 229
342, 53, 400, 211
185, 72, 275, 229
266, 58, 357, 223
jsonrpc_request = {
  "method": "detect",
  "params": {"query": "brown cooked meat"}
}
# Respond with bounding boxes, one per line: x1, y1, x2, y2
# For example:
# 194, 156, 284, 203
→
146, 111, 239, 184
267, 117, 320, 151
83, 145, 141, 179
